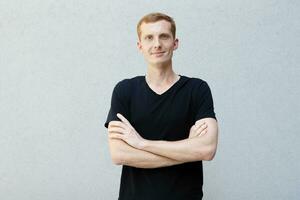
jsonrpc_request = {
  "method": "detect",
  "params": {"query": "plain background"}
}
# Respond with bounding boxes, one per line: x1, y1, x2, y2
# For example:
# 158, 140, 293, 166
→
0, 0, 299, 199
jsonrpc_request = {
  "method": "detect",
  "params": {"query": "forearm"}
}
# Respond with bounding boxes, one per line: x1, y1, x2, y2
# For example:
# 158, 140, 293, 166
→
138, 118, 218, 162
140, 137, 214, 162
108, 138, 184, 168
108, 117, 217, 164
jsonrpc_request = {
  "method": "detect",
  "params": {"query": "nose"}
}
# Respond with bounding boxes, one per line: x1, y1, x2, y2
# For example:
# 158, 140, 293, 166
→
153, 38, 161, 49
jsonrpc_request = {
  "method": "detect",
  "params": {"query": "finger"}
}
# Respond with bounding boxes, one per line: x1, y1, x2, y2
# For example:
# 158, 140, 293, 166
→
195, 122, 206, 128
189, 133, 198, 138
190, 125, 196, 131
189, 125, 196, 134
196, 123, 207, 132
109, 133, 124, 140
193, 122, 205, 131
108, 127, 125, 134
189, 125, 199, 138
109, 121, 127, 129
200, 129, 208, 136
196, 125, 207, 135
198, 129, 208, 137
195, 121, 206, 127
117, 113, 131, 126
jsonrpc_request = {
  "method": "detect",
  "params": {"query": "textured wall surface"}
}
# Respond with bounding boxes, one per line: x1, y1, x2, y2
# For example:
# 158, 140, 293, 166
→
0, 0, 299, 199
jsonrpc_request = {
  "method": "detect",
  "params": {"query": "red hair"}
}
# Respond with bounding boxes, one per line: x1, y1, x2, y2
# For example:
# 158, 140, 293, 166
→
137, 12, 176, 40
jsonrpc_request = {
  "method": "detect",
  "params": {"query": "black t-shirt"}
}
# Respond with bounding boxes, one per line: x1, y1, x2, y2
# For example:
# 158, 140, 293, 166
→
104, 75, 216, 200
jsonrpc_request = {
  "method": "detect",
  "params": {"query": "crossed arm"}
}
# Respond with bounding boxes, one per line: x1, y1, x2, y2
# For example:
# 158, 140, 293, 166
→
107, 113, 218, 168
108, 139, 184, 168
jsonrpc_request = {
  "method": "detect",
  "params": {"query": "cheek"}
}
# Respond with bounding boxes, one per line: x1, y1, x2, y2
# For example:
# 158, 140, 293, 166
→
141, 43, 151, 50
142, 49, 151, 56
164, 41, 175, 48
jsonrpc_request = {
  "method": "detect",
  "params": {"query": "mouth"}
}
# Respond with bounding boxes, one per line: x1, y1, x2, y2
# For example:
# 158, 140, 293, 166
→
151, 51, 165, 55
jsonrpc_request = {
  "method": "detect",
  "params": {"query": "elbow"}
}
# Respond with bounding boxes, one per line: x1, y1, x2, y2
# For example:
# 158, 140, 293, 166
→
194, 145, 217, 161
203, 151, 215, 161
108, 138, 126, 165
111, 155, 121, 165
109, 145, 126, 165
111, 153, 125, 165
112, 160, 123, 165
203, 145, 217, 161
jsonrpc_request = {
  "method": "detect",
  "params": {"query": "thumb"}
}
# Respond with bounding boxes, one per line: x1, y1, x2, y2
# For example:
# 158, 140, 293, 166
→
117, 113, 131, 126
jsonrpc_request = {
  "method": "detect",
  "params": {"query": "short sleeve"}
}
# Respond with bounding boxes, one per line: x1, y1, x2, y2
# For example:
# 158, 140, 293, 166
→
104, 80, 131, 128
193, 81, 216, 122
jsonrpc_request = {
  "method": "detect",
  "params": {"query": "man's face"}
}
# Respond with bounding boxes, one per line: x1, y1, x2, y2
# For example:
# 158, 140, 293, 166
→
137, 20, 178, 65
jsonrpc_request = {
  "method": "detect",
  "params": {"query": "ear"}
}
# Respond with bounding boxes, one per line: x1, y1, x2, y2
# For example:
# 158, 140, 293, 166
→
173, 38, 179, 50
137, 40, 142, 52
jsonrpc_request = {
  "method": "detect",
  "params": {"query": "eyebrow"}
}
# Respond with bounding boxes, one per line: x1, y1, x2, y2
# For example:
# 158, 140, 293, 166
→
159, 33, 171, 37
143, 33, 171, 38
144, 34, 153, 38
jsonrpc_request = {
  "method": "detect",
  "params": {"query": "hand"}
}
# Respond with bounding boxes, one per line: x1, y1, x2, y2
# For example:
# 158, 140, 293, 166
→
188, 121, 208, 138
108, 113, 145, 149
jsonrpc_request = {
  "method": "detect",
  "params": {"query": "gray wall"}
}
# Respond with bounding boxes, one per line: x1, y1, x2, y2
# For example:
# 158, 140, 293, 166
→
0, 0, 299, 199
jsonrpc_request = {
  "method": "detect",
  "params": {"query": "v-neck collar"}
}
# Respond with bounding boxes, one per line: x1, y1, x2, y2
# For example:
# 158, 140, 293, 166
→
143, 75, 183, 96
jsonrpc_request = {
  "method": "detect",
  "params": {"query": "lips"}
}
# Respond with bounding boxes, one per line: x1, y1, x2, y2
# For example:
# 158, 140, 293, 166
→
152, 51, 165, 55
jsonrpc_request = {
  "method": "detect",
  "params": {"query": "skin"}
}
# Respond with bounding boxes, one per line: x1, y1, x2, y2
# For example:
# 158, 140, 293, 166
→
107, 20, 218, 167
137, 20, 179, 94
108, 118, 208, 168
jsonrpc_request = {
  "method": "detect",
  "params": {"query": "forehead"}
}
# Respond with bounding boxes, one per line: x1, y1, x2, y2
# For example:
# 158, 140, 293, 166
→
140, 20, 172, 36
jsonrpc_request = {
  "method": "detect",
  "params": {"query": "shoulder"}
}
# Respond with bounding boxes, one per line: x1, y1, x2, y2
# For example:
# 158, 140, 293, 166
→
182, 75, 210, 90
180, 76, 214, 103
115, 76, 143, 89
113, 76, 144, 98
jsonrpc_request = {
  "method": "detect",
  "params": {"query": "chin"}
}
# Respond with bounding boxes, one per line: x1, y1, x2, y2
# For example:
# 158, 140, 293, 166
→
148, 58, 171, 65
149, 61, 167, 66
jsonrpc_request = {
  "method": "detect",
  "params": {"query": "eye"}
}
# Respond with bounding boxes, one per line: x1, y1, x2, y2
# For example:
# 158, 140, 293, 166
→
160, 34, 170, 40
145, 35, 153, 40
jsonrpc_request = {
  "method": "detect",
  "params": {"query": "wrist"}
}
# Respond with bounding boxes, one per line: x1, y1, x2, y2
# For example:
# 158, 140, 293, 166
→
138, 138, 148, 150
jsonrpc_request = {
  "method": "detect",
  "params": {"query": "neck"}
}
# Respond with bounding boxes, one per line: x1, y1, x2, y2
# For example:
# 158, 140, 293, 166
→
145, 61, 179, 86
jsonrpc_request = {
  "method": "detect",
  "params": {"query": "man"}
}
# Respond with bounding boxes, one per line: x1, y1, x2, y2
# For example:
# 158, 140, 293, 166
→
104, 12, 218, 200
